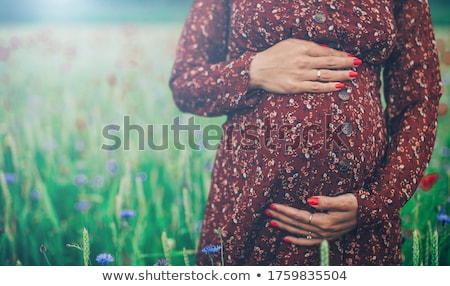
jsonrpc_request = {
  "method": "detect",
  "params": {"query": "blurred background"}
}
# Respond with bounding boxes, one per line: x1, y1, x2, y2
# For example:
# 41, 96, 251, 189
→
0, 0, 449, 266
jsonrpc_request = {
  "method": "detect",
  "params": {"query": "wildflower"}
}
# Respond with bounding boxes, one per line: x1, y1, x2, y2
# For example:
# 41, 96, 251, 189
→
0, 46, 9, 62
39, 245, 48, 253
120, 209, 136, 219
74, 200, 91, 212
96, 253, 114, 265
107, 160, 119, 175
91, 175, 104, 188
438, 103, 448, 116
75, 140, 85, 152
418, 172, 439, 191
201, 244, 221, 254
30, 189, 40, 201
135, 172, 147, 181
3, 173, 17, 184
442, 147, 450, 157
73, 174, 88, 187
153, 259, 168, 266
437, 209, 449, 225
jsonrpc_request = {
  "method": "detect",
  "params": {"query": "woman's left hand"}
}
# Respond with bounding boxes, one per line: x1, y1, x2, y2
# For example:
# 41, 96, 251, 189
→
265, 194, 358, 246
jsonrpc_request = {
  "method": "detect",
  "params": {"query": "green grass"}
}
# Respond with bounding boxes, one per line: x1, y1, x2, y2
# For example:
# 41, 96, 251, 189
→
0, 24, 449, 266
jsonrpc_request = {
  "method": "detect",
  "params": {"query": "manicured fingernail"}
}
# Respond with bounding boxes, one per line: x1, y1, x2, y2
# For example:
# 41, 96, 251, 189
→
283, 237, 291, 243
307, 197, 319, 206
335, 83, 345, 89
349, 71, 358, 78
319, 44, 329, 48
269, 221, 279, 227
269, 204, 277, 211
347, 54, 355, 57
353, 58, 362, 66
264, 210, 273, 217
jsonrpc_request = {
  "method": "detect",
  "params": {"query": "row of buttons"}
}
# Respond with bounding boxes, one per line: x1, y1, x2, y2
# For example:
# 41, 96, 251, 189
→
313, 9, 353, 174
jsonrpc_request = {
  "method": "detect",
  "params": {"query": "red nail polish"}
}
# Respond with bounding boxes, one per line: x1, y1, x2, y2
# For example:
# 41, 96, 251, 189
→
353, 58, 362, 66
283, 237, 291, 243
269, 221, 279, 227
335, 83, 345, 89
264, 210, 273, 217
349, 71, 358, 78
307, 197, 319, 206
347, 54, 355, 57
319, 44, 329, 48
269, 204, 277, 211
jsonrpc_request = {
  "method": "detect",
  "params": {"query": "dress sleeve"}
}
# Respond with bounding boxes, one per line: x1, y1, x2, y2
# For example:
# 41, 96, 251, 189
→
352, 0, 444, 229
169, 0, 262, 117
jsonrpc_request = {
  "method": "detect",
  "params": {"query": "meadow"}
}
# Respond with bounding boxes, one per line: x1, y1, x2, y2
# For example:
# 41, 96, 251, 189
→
0, 24, 449, 266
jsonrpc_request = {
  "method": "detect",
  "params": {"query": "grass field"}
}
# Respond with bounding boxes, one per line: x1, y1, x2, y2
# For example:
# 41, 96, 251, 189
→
0, 24, 449, 266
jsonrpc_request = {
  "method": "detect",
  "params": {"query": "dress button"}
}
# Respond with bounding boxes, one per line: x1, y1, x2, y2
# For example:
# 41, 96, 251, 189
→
313, 12, 327, 24
337, 159, 350, 172
341, 123, 353, 136
338, 89, 350, 101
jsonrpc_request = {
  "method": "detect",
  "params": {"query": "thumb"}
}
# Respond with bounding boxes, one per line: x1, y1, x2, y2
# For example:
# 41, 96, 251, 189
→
307, 194, 357, 212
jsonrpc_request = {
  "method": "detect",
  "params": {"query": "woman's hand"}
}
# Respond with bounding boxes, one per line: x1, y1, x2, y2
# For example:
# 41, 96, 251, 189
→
248, 38, 361, 94
265, 193, 358, 246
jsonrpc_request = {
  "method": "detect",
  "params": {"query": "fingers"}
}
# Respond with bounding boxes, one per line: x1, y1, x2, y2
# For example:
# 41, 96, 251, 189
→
308, 69, 357, 82
283, 236, 323, 246
295, 55, 361, 70
285, 80, 347, 94
307, 194, 358, 212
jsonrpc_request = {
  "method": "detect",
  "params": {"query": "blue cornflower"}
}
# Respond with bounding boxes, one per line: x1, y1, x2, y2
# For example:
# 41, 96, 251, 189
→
30, 189, 40, 201
153, 259, 168, 266
74, 200, 91, 212
135, 172, 147, 181
91, 175, 104, 188
96, 253, 114, 265
437, 209, 449, 225
107, 160, 119, 175
73, 174, 88, 186
201, 244, 221, 254
75, 140, 85, 152
4, 173, 17, 184
120, 209, 136, 219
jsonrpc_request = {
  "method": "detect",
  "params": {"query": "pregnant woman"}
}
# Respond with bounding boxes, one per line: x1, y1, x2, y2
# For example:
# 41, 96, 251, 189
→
169, 0, 443, 265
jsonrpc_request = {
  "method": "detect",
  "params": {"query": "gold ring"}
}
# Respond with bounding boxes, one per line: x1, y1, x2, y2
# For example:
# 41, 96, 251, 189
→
317, 69, 321, 80
308, 213, 314, 225
306, 232, 312, 240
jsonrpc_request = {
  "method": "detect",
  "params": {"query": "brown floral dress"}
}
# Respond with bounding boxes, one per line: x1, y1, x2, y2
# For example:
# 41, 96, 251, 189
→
169, 0, 443, 265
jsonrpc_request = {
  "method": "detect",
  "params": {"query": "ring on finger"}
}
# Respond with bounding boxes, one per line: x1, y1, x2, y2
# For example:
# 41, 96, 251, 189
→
316, 69, 321, 80
308, 213, 314, 225
306, 231, 313, 240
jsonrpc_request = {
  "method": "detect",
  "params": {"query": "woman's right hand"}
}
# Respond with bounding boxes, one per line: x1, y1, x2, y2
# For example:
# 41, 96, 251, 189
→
248, 38, 361, 94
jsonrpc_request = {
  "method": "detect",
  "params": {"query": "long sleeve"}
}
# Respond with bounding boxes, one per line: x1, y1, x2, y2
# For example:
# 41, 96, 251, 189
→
353, 0, 444, 229
169, 0, 262, 117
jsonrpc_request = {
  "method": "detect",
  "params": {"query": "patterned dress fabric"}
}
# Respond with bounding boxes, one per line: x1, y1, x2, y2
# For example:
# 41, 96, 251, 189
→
170, 0, 443, 265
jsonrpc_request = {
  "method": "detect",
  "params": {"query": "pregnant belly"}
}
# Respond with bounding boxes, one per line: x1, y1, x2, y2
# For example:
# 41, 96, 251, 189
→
231, 73, 388, 199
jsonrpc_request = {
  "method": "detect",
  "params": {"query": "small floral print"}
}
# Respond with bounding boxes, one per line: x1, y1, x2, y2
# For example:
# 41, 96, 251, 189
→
96, 253, 114, 265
